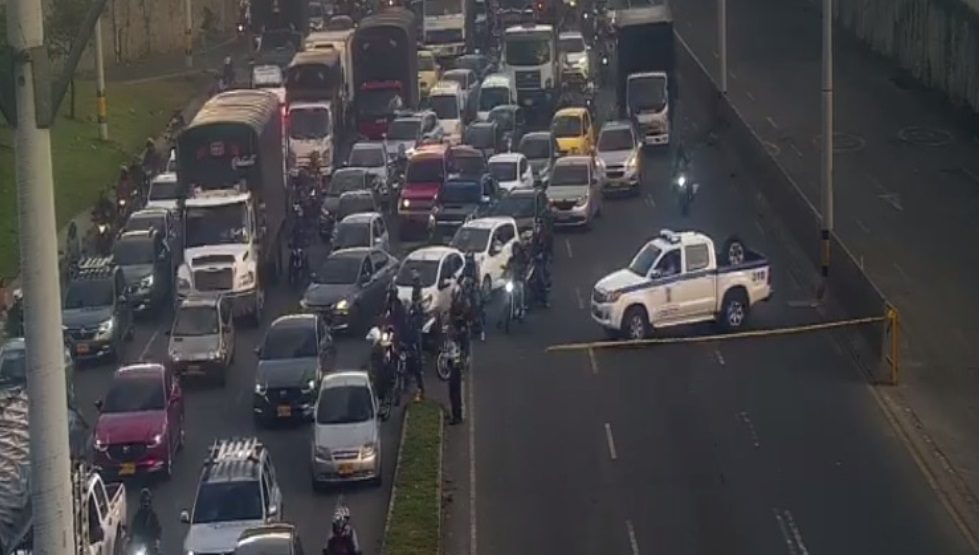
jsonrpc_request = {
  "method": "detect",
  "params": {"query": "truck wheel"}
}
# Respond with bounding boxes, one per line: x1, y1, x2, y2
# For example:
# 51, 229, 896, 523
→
621, 306, 650, 340
720, 290, 748, 331
721, 236, 746, 266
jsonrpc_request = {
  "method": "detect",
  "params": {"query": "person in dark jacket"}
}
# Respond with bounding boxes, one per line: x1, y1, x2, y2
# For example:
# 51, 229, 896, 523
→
129, 488, 162, 550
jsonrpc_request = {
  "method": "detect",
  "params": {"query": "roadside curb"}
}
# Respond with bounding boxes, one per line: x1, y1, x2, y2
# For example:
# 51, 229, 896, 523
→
437, 404, 445, 555
380, 407, 412, 555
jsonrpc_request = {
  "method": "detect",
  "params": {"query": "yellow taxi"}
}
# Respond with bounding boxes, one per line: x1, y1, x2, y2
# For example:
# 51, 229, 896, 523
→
418, 50, 440, 98
550, 107, 596, 156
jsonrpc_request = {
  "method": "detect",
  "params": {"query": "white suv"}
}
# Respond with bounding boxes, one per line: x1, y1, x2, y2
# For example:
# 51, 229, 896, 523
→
449, 217, 518, 296
395, 246, 464, 321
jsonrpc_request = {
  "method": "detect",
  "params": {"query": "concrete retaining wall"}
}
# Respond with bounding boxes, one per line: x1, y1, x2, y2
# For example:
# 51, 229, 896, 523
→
830, 0, 979, 113
675, 33, 889, 358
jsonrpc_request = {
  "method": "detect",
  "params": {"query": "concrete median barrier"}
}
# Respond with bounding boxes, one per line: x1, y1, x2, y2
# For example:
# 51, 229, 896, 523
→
674, 32, 890, 361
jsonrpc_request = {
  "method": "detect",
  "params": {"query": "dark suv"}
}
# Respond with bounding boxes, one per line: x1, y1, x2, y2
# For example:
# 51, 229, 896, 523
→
113, 229, 173, 313
62, 257, 133, 361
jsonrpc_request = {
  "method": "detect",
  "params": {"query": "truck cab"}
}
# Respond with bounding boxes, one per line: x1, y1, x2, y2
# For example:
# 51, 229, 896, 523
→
288, 100, 335, 174
428, 80, 466, 144
502, 23, 559, 115
422, 0, 469, 58
285, 50, 344, 174
399, 143, 452, 236
627, 71, 670, 147
477, 73, 518, 121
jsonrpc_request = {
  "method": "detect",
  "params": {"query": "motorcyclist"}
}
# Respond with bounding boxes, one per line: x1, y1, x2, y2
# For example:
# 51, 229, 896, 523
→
141, 138, 160, 176
382, 283, 407, 344
461, 252, 485, 340
672, 142, 691, 178
129, 488, 162, 553
448, 286, 473, 359
502, 240, 529, 322
323, 506, 361, 555
405, 274, 426, 399
221, 56, 235, 89
115, 166, 133, 219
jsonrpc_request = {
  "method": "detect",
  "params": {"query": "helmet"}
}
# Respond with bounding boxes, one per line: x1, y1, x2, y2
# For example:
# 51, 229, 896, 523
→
224, 56, 232, 65
139, 488, 152, 507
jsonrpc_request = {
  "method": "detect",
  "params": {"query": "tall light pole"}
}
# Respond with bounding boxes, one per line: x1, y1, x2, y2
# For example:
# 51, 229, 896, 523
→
7, 0, 77, 554
718, 0, 727, 94
94, 16, 109, 140
184, 0, 194, 68
820, 0, 833, 288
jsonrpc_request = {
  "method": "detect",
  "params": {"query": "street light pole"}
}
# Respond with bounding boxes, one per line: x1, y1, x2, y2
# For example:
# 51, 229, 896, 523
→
718, 0, 727, 94
94, 17, 108, 140
7, 0, 77, 554
820, 0, 833, 288
184, 0, 193, 68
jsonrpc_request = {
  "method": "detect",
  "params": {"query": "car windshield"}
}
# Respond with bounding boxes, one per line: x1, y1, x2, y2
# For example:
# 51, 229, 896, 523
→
505, 36, 551, 65
479, 87, 510, 112
103, 375, 164, 412
450, 227, 491, 252
316, 384, 374, 424
349, 146, 385, 167
465, 126, 495, 148
451, 154, 486, 177
442, 72, 468, 89
262, 324, 318, 359
628, 74, 668, 113
430, 95, 460, 120
314, 255, 363, 284
628, 243, 663, 276
418, 54, 436, 71
559, 36, 586, 53
334, 223, 371, 249
328, 172, 366, 195
172, 305, 219, 336
0, 349, 26, 386
337, 194, 375, 218
396, 259, 439, 287
551, 115, 582, 137
113, 238, 156, 266
148, 180, 180, 201
489, 161, 517, 182
488, 108, 514, 131
406, 158, 444, 183
550, 163, 589, 186
64, 279, 114, 309
125, 214, 165, 234
388, 119, 420, 141
599, 128, 635, 151
441, 181, 482, 204
358, 88, 403, 118
491, 194, 535, 218
519, 136, 551, 159
290, 107, 331, 140
192, 481, 263, 524
185, 203, 248, 247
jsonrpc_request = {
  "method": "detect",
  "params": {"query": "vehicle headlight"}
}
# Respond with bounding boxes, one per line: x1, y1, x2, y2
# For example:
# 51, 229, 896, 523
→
94, 438, 107, 451
422, 294, 433, 309
380, 331, 393, 345
148, 433, 163, 447
255, 383, 267, 395
315, 445, 332, 459
626, 154, 638, 170
139, 275, 154, 288
335, 299, 350, 312
575, 57, 588, 70
608, 290, 622, 302
299, 298, 309, 310
402, 199, 411, 209
428, 214, 436, 228
98, 318, 115, 336
361, 441, 377, 458
302, 379, 317, 392
208, 349, 223, 360
239, 271, 255, 287
575, 197, 588, 207
504, 281, 514, 293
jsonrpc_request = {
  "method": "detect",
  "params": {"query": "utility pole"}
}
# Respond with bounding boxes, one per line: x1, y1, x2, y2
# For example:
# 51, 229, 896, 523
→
7, 2, 77, 555
185, 0, 194, 68
718, 0, 727, 94
94, 17, 108, 140
819, 0, 833, 290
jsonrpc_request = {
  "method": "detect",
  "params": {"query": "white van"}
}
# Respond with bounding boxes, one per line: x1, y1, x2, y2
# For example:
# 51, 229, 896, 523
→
477, 73, 517, 121
429, 81, 466, 144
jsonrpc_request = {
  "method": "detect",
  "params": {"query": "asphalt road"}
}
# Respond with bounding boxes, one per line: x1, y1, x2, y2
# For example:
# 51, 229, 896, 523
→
673, 0, 979, 492
73, 214, 421, 555
466, 84, 974, 554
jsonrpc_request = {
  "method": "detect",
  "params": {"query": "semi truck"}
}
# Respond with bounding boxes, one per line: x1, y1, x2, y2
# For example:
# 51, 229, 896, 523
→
612, 3, 676, 147
352, 8, 419, 139
174, 90, 286, 323
501, 22, 560, 117
285, 49, 345, 174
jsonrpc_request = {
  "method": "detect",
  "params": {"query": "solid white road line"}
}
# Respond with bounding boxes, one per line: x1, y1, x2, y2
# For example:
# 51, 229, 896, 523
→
588, 348, 599, 375
604, 423, 618, 461
739, 411, 761, 448
138, 328, 161, 360
766, 116, 779, 129
565, 238, 573, 259
626, 520, 640, 555
745, 90, 756, 101
789, 143, 803, 158
575, 287, 585, 311
714, 348, 726, 366
893, 262, 912, 285
855, 218, 870, 233
773, 508, 810, 555
469, 361, 478, 555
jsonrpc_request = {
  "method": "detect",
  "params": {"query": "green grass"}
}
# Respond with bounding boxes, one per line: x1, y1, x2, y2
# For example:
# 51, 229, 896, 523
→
0, 75, 203, 280
383, 400, 443, 555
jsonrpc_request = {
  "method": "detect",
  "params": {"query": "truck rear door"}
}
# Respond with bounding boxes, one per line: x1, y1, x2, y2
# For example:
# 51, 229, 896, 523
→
676, 240, 716, 319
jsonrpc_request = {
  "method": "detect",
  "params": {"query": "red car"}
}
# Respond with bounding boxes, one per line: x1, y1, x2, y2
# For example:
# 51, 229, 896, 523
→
94, 363, 184, 478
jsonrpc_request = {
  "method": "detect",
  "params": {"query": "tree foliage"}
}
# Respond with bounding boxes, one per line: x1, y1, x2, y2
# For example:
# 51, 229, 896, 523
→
46, 0, 89, 118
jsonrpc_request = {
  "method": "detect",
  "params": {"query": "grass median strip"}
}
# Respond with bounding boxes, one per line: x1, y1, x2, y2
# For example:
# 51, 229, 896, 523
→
383, 400, 443, 555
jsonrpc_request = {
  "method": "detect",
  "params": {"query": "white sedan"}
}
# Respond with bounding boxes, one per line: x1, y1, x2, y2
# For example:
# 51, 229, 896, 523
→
488, 152, 535, 192
449, 216, 519, 296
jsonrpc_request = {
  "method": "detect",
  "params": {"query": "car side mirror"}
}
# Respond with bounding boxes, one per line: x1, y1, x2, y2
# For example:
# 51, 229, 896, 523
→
481, 195, 491, 204
180, 510, 190, 524
268, 505, 278, 517
438, 278, 449, 290
94, 399, 103, 411
649, 269, 663, 279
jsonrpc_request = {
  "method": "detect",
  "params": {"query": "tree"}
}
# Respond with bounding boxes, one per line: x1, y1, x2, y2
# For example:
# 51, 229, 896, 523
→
0, 5, 16, 126
46, 0, 89, 119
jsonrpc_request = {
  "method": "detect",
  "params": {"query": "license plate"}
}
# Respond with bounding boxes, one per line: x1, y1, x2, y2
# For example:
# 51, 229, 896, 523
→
75, 343, 90, 354
119, 462, 136, 476
337, 463, 354, 476
186, 364, 201, 372
277, 405, 292, 417
555, 213, 570, 221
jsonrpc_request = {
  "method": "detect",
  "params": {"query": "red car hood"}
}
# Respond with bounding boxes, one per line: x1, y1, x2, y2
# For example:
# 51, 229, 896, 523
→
401, 182, 441, 200
358, 119, 389, 141
95, 411, 166, 445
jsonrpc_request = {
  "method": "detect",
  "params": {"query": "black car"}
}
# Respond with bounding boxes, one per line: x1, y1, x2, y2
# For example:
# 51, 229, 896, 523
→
320, 168, 376, 232
488, 105, 527, 152
454, 53, 495, 80
463, 121, 505, 160
336, 190, 379, 222
429, 176, 500, 242
112, 229, 172, 313
518, 131, 559, 186
253, 314, 336, 424
301, 248, 400, 331
479, 187, 551, 235
122, 208, 179, 255
61, 257, 134, 361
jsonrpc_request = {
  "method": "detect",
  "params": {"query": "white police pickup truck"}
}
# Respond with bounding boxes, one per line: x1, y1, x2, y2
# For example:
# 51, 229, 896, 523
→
591, 229, 773, 339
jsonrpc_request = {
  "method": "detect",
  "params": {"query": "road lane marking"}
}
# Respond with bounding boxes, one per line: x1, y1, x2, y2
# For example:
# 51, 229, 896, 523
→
773, 508, 809, 555
754, 219, 765, 235
745, 90, 756, 101
626, 520, 640, 555
855, 218, 870, 233
714, 348, 726, 366
729, 70, 737, 80
712, 50, 719, 59
604, 423, 618, 460
138, 328, 162, 360
893, 262, 912, 285
575, 287, 585, 310
789, 143, 803, 158
739, 411, 760, 448
469, 361, 478, 555
867, 173, 887, 193
588, 348, 599, 374
766, 116, 779, 129
565, 239, 573, 259
645, 194, 656, 208
878, 192, 903, 211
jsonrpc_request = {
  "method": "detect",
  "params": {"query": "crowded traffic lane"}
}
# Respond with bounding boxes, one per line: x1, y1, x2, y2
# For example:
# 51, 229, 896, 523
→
471, 120, 972, 553
74, 250, 402, 555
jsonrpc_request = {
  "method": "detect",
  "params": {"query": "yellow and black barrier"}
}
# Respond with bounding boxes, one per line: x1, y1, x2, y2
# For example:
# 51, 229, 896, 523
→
547, 308, 902, 384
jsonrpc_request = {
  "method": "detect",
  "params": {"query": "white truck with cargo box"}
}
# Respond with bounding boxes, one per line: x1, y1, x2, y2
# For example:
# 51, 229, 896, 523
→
591, 230, 773, 339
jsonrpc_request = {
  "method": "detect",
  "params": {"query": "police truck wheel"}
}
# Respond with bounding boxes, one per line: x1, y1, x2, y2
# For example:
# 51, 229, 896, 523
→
622, 305, 650, 340
720, 290, 748, 331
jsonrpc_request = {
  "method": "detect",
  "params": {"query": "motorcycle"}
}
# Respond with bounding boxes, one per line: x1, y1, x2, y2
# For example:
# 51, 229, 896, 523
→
124, 538, 160, 555
366, 325, 405, 418
499, 279, 522, 334
319, 203, 335, 242
674, 173, 697, 216
435, 323, 464, 381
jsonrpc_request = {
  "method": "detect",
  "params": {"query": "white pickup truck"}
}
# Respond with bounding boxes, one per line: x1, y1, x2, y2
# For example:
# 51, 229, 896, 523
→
591, 229, 773, 339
